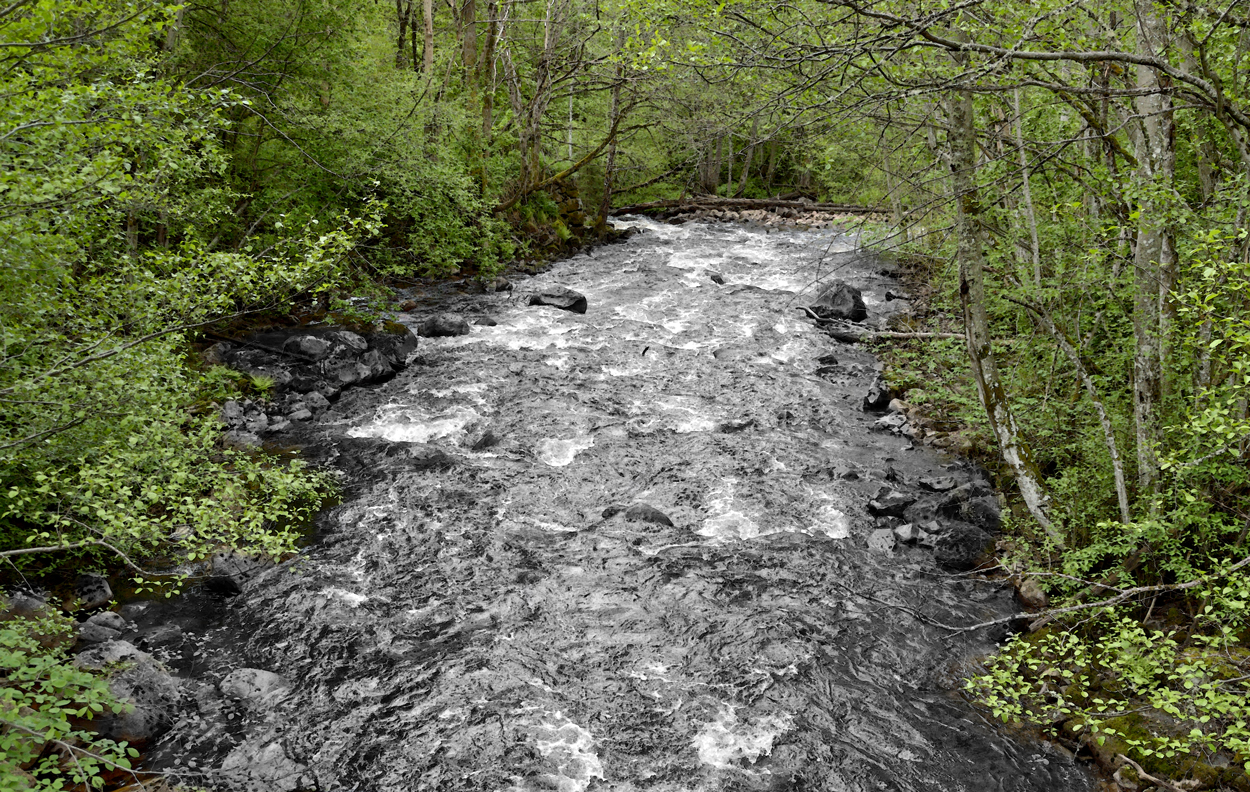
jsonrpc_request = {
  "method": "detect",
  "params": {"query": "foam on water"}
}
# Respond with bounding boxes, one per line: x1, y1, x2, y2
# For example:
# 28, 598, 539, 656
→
698, 480, 763, 540
347, 405, 482, 444
323, 588, 368, 608
692, 706, 793, 769
537, 436, 595, 466
518, 710, 605, 792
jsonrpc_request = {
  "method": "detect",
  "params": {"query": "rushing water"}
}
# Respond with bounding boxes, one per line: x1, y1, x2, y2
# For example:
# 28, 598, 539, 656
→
152, 218, 1091, 791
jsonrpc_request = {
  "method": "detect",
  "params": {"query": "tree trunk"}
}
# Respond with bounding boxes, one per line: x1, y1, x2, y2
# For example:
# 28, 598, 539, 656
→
1013, 89, 1042, 288
422, 0, 434, 73
949, 86, 1062, 544
396, 0, 412, 69
596, 31, 625, 233
735, 117, 759, 197
1131, 0, 1178, 498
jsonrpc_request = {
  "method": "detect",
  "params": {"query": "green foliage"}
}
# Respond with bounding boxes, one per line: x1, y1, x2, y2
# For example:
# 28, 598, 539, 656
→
968, 607, 1250, 773
0, 605, 135, 790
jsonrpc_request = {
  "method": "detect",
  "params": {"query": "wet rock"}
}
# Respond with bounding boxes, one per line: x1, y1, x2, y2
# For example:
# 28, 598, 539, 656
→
933, 522, 994, 571
266, 416, 292, 433
918, 475, 958, 492
77, 621, 122, 644
220, 668, 288, 704
139, 624, 183, 649
282, 335, 333, 361
243, 410, 268, 434
709, 272, 725, 284
867, 528, 897, 553
867, 489, 917, 517
75, 641, 181, 743
398, 299, 418, 312
221, 400, 245, 428
86, 611, 127, 631
3, 591, 49, 619
719, 418, 756, 433
202, 342, 231, 366
289, 408, 313, 422
810, 281, 868, 322
417, 313, 471, 338
903, 495, 949, 526
623, 503, 674, 527
960, 495, 1002, 531
1017, 578, 1048, 609
872, 413, 907, 433
220, 739, 308, 792
223, 430, 262, 450
528, 286, 588, 314
74, 574, 112, 610
469, 429, 500, 451
887, 398, 910, 414
886, 289, 912, 301
473, 316, 498, 327
893, 523, 919, 543
320, 358, 372, 387
205, 551, 274, 596
862, 379, 892, 412
331, 330, 368, 351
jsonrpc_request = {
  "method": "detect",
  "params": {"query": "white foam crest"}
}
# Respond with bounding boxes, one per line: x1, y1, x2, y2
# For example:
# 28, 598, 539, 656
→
537, 436, 594, 466
693, 706, 793, 769
347, 405, 481, 444
523, 711, 605, 792
810, 493, 851, 539
698, 480, 763, 540
427, 382, 488, 398
324, 588, 368, 607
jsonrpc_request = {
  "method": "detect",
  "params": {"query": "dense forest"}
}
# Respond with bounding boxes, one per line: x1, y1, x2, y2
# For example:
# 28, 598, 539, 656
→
2, 0, 1248, 787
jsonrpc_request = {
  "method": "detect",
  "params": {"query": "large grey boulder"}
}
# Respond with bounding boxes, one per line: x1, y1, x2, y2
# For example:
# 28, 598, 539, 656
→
528, 286, 588, 314
810, 281, 867, 322
417, 313, 471, 338
75, 641, 181, 743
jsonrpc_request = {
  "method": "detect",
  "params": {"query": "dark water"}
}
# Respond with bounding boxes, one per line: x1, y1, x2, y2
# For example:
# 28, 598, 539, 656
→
153, 218, 1090, 791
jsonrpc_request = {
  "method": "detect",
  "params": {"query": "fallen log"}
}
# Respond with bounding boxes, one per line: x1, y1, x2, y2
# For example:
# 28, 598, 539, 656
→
799, 309, 964, 342
611, 196, 885, 216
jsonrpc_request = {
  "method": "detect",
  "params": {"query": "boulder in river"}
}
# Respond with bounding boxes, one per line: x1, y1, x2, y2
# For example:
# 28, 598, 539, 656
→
205, 551, 274, 596
75, 640, 181, 743
220, 668, 289, 705
623, 503, 675, 526
528, 286, 588, 314
862, 379, 892, 412
220, 738, 308, 792
867, 489, 917, 517
933, 522, 993, 571
417, 313, 472, 338
810, 281, 868, 322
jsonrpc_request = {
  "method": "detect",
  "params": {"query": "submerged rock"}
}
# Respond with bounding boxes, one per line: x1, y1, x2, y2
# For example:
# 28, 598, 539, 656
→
220, 668, 288, 704
528, 286, 588, 314
220, 738, 308, 792
624, 503, 675, 526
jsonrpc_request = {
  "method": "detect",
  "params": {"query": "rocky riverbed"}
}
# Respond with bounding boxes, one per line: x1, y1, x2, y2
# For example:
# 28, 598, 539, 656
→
78, 217, 1092, 791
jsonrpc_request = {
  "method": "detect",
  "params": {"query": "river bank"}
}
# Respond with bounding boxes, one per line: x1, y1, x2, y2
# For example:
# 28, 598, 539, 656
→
121, 216, 1087, 791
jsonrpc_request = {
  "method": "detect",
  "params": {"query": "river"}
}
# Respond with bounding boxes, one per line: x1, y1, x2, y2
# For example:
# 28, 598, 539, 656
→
148, 216, 1091, 792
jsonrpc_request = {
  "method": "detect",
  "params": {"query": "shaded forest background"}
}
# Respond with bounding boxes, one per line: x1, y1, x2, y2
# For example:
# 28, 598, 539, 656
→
2, 0, 1249, 787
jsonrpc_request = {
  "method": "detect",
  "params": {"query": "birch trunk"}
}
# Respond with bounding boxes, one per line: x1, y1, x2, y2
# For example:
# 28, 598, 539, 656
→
1131, 0, 1178, 498
949, 86, 1062, 544
422, 0, 434, 73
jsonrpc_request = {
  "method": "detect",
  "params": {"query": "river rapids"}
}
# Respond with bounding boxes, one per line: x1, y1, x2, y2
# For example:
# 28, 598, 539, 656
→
147, 217, 1092, 792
